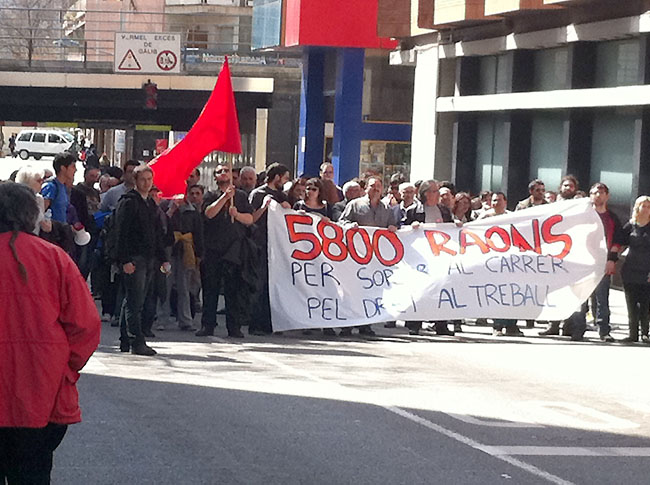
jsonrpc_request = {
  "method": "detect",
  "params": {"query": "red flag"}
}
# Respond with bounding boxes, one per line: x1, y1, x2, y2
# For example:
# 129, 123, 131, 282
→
150, 58, 242, 197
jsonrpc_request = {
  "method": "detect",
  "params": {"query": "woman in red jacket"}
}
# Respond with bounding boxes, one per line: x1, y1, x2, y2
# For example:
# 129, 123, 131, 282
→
0, 182, 101, 484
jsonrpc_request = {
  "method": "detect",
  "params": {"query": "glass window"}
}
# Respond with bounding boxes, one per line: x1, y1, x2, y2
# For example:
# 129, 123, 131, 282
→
251, 0, 282, 50
359, 141, 411, 187
48, 134, 62, 143
32, 133, 46, 143
478, 54, 510, 95
18, 132, 32, 142
533, 47, 568, 91
529, 113, 565, 189
475, 116, 506, 192
590, 110, 636, 209
362, 50, 414, 122
595, 39, 640, 87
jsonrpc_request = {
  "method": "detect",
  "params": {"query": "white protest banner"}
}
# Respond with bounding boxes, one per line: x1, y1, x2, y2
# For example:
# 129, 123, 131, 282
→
268, 199, 606, 332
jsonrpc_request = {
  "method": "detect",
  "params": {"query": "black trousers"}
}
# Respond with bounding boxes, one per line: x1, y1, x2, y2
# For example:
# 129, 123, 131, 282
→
624, 282, 650, 340
201, 255, 250, 335
0, 423, 67, 485
120, 256, 155, 345
249, 246, 272, 334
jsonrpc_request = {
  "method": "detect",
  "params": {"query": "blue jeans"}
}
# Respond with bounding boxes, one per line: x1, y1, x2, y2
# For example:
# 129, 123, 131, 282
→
592, 275, 611, 337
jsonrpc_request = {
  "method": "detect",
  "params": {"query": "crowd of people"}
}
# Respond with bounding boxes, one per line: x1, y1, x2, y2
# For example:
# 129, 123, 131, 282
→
4, 153, 650, 355
4, 151, 650, 482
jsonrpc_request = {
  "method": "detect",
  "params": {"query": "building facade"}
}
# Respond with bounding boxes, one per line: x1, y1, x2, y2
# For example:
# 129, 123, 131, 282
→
382, 0, 650, 214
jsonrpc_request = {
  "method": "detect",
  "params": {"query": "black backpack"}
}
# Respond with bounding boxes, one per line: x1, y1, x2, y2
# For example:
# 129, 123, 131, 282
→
99, 211, 119, 262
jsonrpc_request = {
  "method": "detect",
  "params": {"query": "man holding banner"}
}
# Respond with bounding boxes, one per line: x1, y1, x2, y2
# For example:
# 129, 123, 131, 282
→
338, 176, 398, 337
267, 195, 607, 335
249, 163, 292, 335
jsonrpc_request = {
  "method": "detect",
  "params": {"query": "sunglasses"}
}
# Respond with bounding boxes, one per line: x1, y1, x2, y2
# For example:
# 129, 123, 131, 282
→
214, 169, 231, 175
306, 186, 318, 191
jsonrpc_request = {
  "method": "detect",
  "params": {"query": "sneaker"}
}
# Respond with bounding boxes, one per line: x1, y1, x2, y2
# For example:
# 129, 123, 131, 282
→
110, 316, 119, 328
539, 328, 560, 336
131, 343, 157, 356
600, 334, 615, 343
454, 323, 463, 333
492, 329, 503, 337
156, 324, 166, 331
642, 335, 650, 344
195, 328, 214, 337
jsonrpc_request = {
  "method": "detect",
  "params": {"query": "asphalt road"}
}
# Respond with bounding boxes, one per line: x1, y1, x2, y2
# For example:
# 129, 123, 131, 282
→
52, 291, 650, 485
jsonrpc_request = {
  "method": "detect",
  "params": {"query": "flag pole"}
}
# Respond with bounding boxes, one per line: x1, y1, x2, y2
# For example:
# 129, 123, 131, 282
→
228, 152, 235, 223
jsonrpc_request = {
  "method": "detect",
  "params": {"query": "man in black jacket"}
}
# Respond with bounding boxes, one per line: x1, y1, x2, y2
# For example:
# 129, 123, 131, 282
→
114, 165, 169, 356
248, 163, 292, 335
196, 164, 254, 338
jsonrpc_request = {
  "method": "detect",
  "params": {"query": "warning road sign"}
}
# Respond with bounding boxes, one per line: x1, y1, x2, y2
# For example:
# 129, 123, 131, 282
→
156, 50, 177, 71
114, 32, 181, 74
118, 49, 141, 71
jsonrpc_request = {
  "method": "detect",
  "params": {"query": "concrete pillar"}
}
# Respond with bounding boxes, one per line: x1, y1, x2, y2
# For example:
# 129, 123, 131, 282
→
410, 44, 440, 182
255, 108, 268, 172
297, 48, 325, 177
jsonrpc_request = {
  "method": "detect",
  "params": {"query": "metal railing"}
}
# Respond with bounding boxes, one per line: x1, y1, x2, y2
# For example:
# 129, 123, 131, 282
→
0, 5, 300, 73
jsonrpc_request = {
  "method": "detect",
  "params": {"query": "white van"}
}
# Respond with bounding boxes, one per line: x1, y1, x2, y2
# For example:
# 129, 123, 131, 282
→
14, 129, 77, 160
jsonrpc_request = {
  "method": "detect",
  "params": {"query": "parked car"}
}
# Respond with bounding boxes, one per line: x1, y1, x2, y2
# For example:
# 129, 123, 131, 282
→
14, 129, 77, 160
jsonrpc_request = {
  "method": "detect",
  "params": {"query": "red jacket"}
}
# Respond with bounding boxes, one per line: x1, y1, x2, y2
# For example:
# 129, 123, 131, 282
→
0, 232, 100, 428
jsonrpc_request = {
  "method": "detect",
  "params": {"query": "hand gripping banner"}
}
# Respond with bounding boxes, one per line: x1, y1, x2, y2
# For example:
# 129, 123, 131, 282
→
268, 199, 606, 332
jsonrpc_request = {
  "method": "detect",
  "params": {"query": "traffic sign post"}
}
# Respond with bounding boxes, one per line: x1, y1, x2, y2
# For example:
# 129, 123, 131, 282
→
114, 32, 181, 74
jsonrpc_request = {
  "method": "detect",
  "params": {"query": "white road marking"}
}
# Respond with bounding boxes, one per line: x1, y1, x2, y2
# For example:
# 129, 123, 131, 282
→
481, 446, 650, 457
525, 401, 639, 430
81, 354, 108, 373
247, 348, 575, 485
447, 412, 544, 428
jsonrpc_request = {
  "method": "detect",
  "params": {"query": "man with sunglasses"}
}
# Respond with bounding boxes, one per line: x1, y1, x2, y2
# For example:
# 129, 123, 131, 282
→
196, 164, 254, 338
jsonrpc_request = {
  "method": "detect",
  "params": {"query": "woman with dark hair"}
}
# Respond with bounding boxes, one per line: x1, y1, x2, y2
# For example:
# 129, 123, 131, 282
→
293, 178, 334, 336
0, 182, 100, 484
285, 178, 307, 207
452, 191, 473, 223
293, 177, 333, 219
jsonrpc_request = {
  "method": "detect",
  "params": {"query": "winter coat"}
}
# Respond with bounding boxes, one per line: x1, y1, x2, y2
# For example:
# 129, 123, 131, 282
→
0, 232, 100, 427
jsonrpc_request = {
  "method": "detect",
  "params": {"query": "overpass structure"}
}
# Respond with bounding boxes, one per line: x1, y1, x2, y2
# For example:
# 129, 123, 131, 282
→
0, 2, 301, 170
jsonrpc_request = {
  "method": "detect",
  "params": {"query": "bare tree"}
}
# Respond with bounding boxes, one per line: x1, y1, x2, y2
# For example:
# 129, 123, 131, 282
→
0, 0, 70, 66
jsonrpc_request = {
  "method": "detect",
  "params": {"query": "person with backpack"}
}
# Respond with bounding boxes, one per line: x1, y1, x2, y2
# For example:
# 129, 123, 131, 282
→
113, 165, 169, 356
